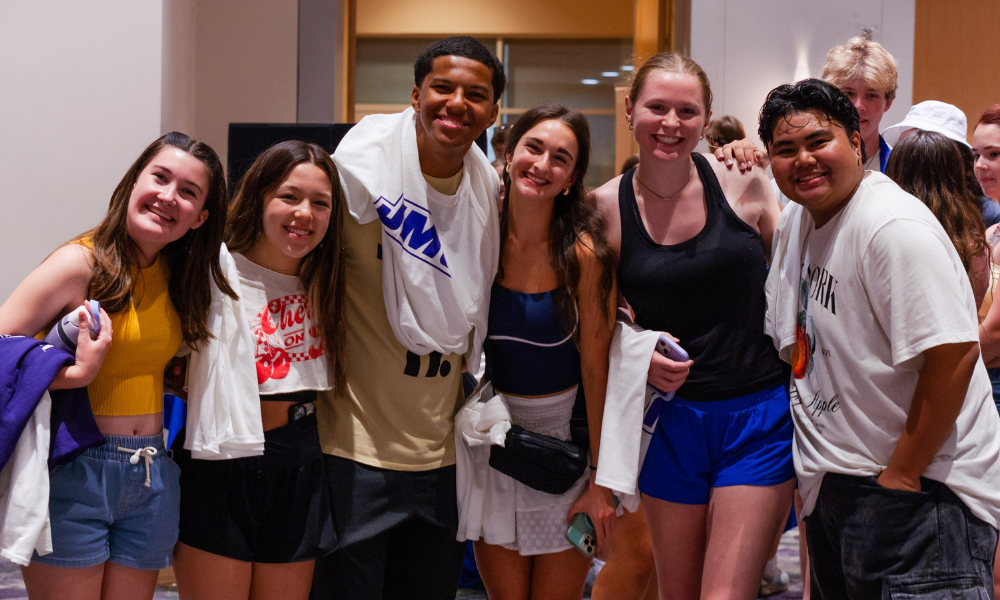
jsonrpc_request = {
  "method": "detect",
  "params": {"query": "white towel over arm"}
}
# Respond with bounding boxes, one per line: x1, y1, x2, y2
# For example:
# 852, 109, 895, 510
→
185, 245, 264, 460
595, 317, 660, 513
455, 382, 517, 546
0, 392, 52, 565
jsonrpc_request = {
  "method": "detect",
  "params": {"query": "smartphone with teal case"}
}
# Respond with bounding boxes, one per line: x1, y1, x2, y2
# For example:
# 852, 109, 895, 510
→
565, 494, 619, 557
565, 513, 597, 557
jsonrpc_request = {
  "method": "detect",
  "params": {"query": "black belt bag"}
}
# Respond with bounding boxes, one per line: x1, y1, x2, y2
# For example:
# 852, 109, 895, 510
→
489, 425, 588, 495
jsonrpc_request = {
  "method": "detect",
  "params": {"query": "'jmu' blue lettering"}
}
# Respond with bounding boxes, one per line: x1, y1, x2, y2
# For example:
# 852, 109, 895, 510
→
374, 194, 450, 276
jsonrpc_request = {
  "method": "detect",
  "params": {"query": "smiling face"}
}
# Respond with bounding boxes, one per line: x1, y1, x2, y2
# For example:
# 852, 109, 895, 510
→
838, 77, 892, 146
252, 163, 333, 274
626, 71, 710, 163
411, 55, 499, 153
506, 118, 579, 205
768, 109, 865, 227
126, 147, 210, 263
973, 123, 1000, 201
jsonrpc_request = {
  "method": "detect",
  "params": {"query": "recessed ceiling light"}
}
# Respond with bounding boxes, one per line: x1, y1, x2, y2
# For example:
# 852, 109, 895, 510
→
621, 65, 634, 72
581, 79, 599, 85
602, 71, 619, 77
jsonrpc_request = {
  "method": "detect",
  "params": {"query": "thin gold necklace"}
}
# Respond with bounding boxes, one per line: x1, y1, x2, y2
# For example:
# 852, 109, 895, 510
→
635, 161, 694, 200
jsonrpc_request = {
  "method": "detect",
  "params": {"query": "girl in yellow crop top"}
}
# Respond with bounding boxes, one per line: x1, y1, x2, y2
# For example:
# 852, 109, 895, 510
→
0, 132, 233, 599
172, 141, 347, 600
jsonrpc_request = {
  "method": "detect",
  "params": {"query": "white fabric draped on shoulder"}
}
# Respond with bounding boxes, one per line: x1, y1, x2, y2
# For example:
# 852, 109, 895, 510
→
332, 107, 500, 368
184, 244, 265, 460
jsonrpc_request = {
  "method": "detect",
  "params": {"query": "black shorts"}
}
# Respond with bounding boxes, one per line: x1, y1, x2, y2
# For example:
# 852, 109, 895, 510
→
173, 413, 337, 563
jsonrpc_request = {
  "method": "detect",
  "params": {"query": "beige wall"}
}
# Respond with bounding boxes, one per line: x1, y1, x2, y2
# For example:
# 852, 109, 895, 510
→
358, 0, 632, 38
914, 1, 1000, 140
162, 0, 300, 166
0, 1, 163, 303
691, 0, 914, 149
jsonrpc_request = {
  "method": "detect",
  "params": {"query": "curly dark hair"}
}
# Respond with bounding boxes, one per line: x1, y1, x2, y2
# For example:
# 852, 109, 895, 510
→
414, 36, 506, 102
758, 78, 865, 161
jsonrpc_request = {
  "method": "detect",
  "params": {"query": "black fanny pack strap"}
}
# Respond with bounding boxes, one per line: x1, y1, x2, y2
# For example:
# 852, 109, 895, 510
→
569, 375, 589, 452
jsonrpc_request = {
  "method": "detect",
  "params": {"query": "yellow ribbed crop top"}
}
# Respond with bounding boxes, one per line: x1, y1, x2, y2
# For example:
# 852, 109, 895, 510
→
79, 242, 182, 416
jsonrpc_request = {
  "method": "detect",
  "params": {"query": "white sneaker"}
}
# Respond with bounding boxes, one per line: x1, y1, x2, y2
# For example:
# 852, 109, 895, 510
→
585, 558, 606, 591
760, 567, 789, 596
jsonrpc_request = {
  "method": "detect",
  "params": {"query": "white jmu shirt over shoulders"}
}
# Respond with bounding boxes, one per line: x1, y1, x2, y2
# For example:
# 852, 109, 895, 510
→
788, 172, 1000, 528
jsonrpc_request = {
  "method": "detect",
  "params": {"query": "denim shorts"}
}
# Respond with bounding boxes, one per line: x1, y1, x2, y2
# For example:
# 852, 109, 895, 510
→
638, 383, 795, 504
32, 433, 181, 570
988, 367, 1000, 413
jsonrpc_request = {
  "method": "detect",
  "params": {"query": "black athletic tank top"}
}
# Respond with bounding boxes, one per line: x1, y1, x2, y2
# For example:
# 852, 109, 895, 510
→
617, 153, 787, 401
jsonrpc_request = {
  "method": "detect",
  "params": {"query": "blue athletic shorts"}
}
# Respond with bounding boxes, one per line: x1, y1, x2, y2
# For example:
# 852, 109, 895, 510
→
32, 433, 181, 570
638, 383, 795, 505
988, 367, 1000, 415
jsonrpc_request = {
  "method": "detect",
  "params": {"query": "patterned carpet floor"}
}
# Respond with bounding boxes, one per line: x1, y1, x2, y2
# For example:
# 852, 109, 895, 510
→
0, 529, 804, 599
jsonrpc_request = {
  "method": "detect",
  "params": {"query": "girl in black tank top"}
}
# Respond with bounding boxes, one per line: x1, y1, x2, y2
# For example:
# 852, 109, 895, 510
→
591, 52, 794, 600
617, 154, 787, 400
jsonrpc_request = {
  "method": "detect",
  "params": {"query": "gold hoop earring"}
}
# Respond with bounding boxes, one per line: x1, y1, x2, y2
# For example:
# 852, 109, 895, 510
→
563, 185, 572, 196
627, 121, 633, 130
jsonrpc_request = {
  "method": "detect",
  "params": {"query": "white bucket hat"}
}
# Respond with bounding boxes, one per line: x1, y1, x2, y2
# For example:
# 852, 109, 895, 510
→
881, 100, 970, 148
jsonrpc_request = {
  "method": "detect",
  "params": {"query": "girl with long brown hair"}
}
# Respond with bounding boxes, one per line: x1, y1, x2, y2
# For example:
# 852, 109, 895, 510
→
886, 130, 990, 305
0, 132, 231, 600
464, 104, 618, 600
171, 140, 345, 600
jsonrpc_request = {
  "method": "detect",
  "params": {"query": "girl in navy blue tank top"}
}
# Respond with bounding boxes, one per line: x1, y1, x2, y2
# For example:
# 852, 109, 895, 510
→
589, 53, 793, 600
469, 105, 618, 600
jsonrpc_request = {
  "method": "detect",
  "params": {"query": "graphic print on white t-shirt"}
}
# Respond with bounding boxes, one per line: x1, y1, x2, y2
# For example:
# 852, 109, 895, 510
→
790, 233, 843, 435
787, 172, 1000, 529
231, 253, 331, 394
248, 294, 324, 384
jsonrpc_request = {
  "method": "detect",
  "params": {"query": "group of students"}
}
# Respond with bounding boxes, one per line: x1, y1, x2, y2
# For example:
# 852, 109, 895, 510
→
3, 32, 1000, 600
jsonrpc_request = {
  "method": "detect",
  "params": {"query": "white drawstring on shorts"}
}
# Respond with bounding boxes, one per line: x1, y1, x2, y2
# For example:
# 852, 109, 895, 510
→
118, 446, 158, 487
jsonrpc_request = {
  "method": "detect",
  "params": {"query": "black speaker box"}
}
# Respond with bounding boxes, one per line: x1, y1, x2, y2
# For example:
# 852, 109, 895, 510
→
227, 123, 355, 194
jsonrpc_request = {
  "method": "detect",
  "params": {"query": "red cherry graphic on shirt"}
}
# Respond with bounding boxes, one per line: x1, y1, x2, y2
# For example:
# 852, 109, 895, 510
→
270, 348, 291, 380
308, 345, 324, 359
256, 357, 273, 384
260, 312, 277, 335
309, 325, 319, 338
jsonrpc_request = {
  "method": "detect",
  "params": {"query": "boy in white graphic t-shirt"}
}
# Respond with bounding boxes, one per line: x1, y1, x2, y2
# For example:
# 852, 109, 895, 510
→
761, 78, 1000, 599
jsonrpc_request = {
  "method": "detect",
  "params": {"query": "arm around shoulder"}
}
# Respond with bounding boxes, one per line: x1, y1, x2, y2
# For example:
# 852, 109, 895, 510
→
586, 176, 624, 255
713, 158, 780, 254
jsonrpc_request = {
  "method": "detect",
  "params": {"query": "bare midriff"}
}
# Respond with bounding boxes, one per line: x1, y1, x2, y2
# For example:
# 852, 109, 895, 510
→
95, 413, 164, 437
260, 400, 300, 432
